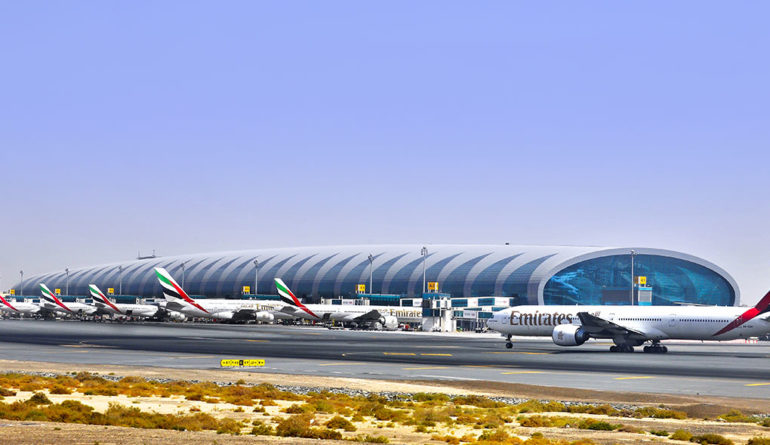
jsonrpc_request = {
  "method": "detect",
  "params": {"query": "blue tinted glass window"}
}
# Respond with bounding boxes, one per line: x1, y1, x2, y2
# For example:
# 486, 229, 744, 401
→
543, 254, 735, 306
501, 255, 556, 301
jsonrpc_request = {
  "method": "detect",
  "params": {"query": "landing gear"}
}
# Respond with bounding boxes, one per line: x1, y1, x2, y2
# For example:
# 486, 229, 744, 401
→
505, 334, 513, 349
609, 344, 634, 353
643, 341, 668, 354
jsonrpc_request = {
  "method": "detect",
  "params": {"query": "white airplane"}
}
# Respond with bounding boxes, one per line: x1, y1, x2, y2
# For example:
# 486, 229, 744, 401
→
88, 284, 161, 319
486, 289, 770, 353
154, 267, 291, 322
39, 283, 97, 316
274, 278, 422, 330
0, 293, 41, 316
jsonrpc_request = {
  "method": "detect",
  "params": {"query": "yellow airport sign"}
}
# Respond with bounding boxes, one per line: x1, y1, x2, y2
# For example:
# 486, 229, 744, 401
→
9, 289, 14, 295
107, 288, 115, 295
427, 281, 439, 291
54, 288, 61, 295
242, 286, 250, 294
637, 276, 646, 286
356, 284, 366, 293
220, 359, 265, 368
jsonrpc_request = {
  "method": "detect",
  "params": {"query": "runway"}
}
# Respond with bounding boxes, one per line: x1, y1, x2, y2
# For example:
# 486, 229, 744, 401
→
0, 320, 769, 399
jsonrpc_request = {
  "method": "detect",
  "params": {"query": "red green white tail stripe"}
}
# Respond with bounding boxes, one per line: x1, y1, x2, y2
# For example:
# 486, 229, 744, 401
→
275, 278, 318, 319
713, 289, 770, 336
0, 294, 18, 312
39, 283, 72, 312
89, 284, 122, 314
154, 267, 209, 314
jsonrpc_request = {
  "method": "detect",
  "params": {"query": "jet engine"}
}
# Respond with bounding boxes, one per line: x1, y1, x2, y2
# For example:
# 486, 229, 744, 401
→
378, 315, 398, 331
212, 311, 235, 320
551, 324, 590, 346
255, 311, 275, 323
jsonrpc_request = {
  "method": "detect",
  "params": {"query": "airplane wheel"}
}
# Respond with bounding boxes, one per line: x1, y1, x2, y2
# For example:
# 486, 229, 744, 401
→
643, 346, 650, 353
609, 345, 618, 352
626, 346, 634, 353
505, 342, 513, 349
661, 346, 668, 353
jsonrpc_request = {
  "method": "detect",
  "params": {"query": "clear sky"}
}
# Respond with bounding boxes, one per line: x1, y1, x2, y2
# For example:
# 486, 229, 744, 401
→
1, 2, 769, 304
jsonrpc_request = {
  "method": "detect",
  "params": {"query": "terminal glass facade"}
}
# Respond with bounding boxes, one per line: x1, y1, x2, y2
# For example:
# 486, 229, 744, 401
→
543, 254, 735, 306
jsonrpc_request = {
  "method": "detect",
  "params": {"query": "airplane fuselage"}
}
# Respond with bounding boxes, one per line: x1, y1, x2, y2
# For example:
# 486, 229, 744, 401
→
487, 305, 770, 341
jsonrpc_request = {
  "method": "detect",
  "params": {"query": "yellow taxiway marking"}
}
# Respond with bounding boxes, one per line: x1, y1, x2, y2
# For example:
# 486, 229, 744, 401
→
60, 344, 111, 348
501, 371, 544, 375
745, 382, 770, 387
420, 353, 452, 357
485, 351, 550, 355
403, 366, 449, 370
318, 363, 367, 367
306, 333, 322, 336
384, 352, 416, 356
246, 339, 270, 343
462, 365, 495, 368
614, 376, 655, 380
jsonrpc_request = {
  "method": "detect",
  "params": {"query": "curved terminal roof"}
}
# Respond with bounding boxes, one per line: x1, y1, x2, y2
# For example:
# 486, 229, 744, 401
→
12, 244, 739, 306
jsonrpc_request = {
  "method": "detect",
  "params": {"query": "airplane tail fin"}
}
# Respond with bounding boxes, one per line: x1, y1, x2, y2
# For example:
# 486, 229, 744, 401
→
154, 267, 209, 314
40, 283, 71, 312
274, 278, 318, 319
714, 289, 770, 336
754, 290, 770, 314
89, 284, 121, 313
0, 293, 18, 312
275, 278, 299, 306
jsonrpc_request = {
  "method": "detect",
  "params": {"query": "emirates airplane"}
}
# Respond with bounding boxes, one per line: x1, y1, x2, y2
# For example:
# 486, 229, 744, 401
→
154, 267, 291, 322
39, 283, 97, 316
274, 278, 422, 330
486, 290, 770, 353
88, 284, 161, 319
0, 293, 41, 316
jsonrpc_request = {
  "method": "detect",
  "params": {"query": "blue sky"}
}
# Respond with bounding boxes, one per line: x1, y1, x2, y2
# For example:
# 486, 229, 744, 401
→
1, 2, 769, 303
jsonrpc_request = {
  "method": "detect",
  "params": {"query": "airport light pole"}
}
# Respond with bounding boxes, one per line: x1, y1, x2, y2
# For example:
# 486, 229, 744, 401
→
629, 250, 636, 305
65, 267, 69, 296
19, 270, 23, 298
421, 246, 428, 295
253, 259, 259, 295
118, 266, 123, 295
368, 254, 374, 294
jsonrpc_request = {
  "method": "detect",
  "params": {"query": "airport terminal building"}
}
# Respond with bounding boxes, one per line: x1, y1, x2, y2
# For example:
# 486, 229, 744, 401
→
12, 245, 739, 307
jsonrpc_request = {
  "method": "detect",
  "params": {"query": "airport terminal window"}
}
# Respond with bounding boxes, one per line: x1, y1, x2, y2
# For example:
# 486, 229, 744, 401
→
543, 255, 735, 306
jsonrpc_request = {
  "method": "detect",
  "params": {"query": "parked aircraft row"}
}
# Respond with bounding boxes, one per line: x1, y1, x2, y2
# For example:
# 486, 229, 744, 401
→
0, 268, 423, 330
5, 268, 770, 353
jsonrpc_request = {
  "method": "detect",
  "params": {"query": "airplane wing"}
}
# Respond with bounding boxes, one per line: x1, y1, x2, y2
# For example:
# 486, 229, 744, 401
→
577, 312, 648, 339
329, 309, 382, 322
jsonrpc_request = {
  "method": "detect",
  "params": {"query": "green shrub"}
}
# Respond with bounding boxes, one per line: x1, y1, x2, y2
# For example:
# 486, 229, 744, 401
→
670, 429, 693, 441
689, 434, 733, 445
283, 403, 314, 414
28, 392, 52, 405
719, 409, 759, 423
49, 385, 72, 395
748, 438, 770, 445
215, 418, 242, 435
650, 430, 669, 436
326, 415, 356, 431
276, 413, 314, 437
